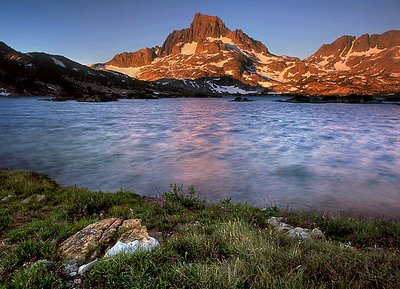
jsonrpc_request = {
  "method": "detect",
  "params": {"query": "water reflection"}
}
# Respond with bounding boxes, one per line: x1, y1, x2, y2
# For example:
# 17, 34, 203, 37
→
161, 100, 235, 198
0, 97, 399, 218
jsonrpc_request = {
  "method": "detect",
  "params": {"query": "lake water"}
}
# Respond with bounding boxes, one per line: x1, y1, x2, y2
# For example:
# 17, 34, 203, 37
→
1, 96, 399, 218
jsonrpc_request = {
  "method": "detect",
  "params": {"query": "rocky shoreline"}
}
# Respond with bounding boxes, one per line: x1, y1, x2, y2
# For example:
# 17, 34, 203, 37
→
278, 94, 400, 104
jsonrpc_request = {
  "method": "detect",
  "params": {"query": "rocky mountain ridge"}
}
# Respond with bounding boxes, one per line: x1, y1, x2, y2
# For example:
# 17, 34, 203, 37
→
98, 13, 400, 96
0, 42, 192, 100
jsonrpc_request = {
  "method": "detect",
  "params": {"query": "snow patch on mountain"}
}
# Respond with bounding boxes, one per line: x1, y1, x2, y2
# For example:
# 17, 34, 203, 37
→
348, 46, 386, 57
208, 83, 257, 94
212, 59, 229, 67
52, 57, 66, 68
334, 61, 351, 71
317, 55, 335, 66
181, 42, 198, 55
207, 36, 235, 45
258, 81, 274, 88
105, 65, 143, 77
0, 88, 10, 96
254, 53, 275, 64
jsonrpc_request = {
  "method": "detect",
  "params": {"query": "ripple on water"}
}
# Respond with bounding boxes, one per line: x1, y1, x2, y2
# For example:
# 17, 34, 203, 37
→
0, 97, 399, 218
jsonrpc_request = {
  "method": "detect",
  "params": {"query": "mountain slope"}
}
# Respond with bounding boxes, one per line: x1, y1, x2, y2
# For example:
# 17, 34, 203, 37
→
291, 30, 400, 95
100, 13, 400, 96
0, 42, 183, 100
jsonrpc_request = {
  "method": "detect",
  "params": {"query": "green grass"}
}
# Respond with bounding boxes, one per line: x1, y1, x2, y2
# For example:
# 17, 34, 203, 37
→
0, 169, 399, 288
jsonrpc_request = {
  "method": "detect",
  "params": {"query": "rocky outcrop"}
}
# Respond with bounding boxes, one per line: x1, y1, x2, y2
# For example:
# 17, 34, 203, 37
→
228, 29, 268, 54
59, 218, 149, 261
306, 30, 400, 74
306, 35, 356, 67
106, 47, 159, 68
160, 13, 230, 56
267, 217, 326, 240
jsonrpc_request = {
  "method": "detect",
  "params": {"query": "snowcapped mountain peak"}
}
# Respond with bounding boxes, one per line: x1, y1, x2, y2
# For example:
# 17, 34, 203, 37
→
98, 15, 400, 96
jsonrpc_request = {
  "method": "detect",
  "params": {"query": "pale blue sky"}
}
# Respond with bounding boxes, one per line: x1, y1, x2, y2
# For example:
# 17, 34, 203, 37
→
1, 0, 399, 64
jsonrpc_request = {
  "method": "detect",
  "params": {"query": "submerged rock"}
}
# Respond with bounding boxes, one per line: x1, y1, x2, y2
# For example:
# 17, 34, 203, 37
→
77, 94, 119, 102
231, 96, 255, 102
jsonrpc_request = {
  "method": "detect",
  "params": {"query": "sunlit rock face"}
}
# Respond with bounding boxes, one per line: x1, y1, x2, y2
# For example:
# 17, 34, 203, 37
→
106, 48, 159, 68
301, 30, 400, 95
101, 14, 400, 96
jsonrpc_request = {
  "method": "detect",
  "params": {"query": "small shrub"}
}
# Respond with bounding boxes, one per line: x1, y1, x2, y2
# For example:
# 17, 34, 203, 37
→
164, 184, 205, 210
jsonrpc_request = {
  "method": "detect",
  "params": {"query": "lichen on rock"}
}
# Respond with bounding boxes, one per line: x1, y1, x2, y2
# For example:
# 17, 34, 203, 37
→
59, 218, 150, 261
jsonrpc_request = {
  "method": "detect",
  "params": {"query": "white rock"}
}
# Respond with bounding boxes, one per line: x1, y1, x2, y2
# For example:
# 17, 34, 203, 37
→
104, 237, 159, 258
1, 195, 13, 202
287, 227, 312, 240
267, 217, 293, 232
73, 278, 82, 284
310, 228, 325, 240
78, 259, 98, 275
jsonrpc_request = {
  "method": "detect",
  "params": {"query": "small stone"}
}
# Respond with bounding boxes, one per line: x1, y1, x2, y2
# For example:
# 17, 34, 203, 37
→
21, 194, 46, 204
78, 259, 98, 275
61, 262, 79, 277
21, 196, 32, 204
268, 218, 326, 241
267, 217, 283, 227
1, 195, 13, 202
267, 217, 293, 232
35, 194, 46, 203
310, 228, 326, 240
73, 278, 82, 285
287, 227, 312, 240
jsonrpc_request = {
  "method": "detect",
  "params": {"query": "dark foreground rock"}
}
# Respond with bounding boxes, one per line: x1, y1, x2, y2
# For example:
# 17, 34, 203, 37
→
231, 96, 255, 102
77, 95, 119, 102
